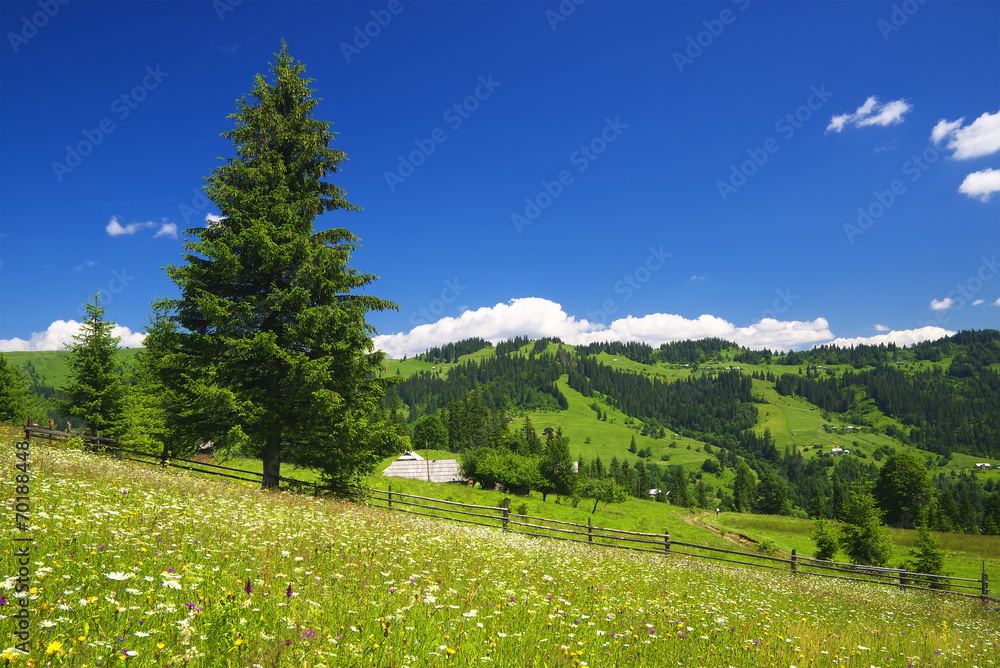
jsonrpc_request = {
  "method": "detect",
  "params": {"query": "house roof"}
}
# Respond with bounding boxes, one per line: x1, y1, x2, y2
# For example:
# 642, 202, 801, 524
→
383, 452, 465, 483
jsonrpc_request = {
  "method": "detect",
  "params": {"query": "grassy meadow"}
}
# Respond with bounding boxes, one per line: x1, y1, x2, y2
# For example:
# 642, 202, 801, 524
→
2, 434, 998, 667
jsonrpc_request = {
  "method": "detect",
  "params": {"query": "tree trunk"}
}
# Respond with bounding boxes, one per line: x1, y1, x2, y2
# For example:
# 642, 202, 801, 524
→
262, 432, 281, 489
592, 498, 599, 514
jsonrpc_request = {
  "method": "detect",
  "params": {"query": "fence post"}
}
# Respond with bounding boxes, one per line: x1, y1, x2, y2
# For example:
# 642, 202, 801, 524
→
588, 516, 593, 544
664, 529, 670, 555
388, 484, 392, 511
502, 498, 510, 533
983, 562, 989, 601
791, 549, 797, 575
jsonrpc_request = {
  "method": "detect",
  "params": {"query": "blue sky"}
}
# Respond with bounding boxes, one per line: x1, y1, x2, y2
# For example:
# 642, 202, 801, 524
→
1, 0, 998, 357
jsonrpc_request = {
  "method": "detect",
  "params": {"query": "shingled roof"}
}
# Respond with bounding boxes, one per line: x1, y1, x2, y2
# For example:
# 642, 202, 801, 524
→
382, 451, 466, 483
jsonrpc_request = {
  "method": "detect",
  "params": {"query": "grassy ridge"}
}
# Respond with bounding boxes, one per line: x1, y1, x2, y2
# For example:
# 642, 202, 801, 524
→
5, 349, 142, 391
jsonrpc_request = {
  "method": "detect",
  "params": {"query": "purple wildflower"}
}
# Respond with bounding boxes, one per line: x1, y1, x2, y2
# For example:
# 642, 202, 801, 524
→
244, 579, 253, 595
286, 584, 294, 599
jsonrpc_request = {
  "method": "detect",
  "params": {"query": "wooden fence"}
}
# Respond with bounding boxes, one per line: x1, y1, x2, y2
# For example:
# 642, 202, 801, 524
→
21, 419, 995, 603
368, 485, 995, 603
22, 419, 320, 493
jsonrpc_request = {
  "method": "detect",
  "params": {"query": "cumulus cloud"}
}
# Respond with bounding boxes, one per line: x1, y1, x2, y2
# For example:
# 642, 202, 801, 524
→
827, 96, 912, 133
930, 297, 954, 311
106, 216, 155, 237
874, 324, 889, 332
993, 298, 1000, 307
931, 110, 1000, 160
373, 298, 834, 358
374, 298, 595, 359
205, 214, 226, 227
958, 168, 1000, 202
154, 222, 178, 239
74, 260, 98, 272
0, 320, 145, 352
823, 326, 954, 349
973, 299, 984, 306
690, 275, 705, 282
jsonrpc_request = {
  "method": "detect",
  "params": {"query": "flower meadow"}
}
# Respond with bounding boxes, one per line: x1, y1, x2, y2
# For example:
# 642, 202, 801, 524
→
1, 444, 998, 667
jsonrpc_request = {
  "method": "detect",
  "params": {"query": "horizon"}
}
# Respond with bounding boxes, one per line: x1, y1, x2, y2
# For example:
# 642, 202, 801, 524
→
1, 1, 997, 357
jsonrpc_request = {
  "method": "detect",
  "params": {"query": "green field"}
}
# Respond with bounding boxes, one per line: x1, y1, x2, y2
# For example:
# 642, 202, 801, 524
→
2, 433, 996, 666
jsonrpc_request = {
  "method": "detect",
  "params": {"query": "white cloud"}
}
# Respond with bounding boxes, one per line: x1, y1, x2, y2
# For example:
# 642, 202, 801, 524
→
106, 216, 155, 237
827, 96, 912, 133
874, 324, 889, 332
822, 326, 954, 349
930, 297, 954, 310
931, 110, 1000, 160
74, 260, 98, 272
690, 275, 705, 282
373, 298, 834, 358
0, 320, 145, 352
205, 214, 226, 227
958, 168, 1000, 202
154, 222, 178, 239
972, 299, 984, 306
993, 298, 1000, 307
375, 298, 595, 359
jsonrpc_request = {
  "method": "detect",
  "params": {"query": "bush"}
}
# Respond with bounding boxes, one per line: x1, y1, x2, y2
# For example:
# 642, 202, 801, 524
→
756, 539, 778, 554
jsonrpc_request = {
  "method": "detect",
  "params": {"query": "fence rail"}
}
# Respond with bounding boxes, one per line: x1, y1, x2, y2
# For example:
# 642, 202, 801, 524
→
368, 485, 995, 603
22, 420, 321, 492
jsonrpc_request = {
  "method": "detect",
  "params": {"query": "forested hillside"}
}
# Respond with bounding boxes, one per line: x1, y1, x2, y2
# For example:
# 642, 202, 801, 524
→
379, 330, 1000, 534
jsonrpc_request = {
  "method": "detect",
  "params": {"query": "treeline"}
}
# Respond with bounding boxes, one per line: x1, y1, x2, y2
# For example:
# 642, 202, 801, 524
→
567, 358, 757, 444
735, 329, 1000, 367
391, 353, 568, 421
416, 337, 492, 363
576, 337, 735, 365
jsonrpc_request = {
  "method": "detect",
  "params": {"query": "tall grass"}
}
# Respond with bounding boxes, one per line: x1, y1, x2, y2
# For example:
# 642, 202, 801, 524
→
1, 441, 997, 666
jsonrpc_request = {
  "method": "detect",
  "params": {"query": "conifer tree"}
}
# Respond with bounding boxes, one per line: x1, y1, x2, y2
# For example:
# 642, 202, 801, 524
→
0, 353, 30, 424
155, 44, 398, 492
538, 429, 575, 501
907, 524, 947, 588
839, 490, 893, 566
61, 294, 125, 438
811, 517, 838, 561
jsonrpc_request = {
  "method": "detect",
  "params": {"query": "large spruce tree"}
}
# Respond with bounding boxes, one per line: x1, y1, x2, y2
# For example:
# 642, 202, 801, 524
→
158, 43, 399, 491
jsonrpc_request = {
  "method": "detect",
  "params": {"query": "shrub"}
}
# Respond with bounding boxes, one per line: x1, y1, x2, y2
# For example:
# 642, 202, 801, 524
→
757, 538, 778, 554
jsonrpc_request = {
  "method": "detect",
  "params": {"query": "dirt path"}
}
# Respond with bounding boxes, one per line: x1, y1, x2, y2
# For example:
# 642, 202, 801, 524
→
680, 511, 759, 549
